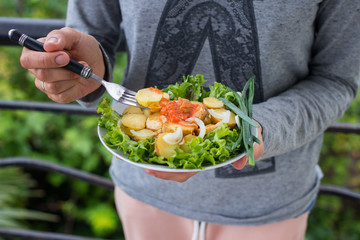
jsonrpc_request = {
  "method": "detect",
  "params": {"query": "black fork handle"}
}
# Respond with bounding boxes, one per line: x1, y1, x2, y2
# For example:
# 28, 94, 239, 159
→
8, 29, 93, 79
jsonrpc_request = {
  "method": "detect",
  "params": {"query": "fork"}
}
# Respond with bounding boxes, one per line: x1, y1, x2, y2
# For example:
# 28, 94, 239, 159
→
8, 29, 138, 107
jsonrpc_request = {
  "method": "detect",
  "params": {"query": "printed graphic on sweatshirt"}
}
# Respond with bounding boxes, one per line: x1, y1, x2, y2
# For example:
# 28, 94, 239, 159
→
215, 157, 275, 178
146, 0, 274, 178
145, 0, 263, 103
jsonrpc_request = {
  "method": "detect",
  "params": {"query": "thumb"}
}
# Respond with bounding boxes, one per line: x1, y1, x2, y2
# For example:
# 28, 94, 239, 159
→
233, 155, 248, 170
43, 27, 81, 52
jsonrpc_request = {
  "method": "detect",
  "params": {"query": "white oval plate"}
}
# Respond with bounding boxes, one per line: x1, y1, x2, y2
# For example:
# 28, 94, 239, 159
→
98, 126, 257, 172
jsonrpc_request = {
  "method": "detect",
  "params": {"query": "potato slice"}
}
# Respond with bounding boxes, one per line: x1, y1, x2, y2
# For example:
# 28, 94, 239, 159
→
130, 129, 157, 141
203, 97, 224, 109
142, 108, 152, 117
209, 108, 237, 128
136, 88, 169, 110
162, 122, 197, 135
120, 124, 134, 138
155, 133, 180, 159
203, 113, 212, 125
180, 134, 196, 153
121, 113, 147, 130
195, 124, 219, 135
122, 106, 143, 115
227, 112, 237, 128
192, 103, 208, 120
146, 112, 166, 131
209, 108, 227, 123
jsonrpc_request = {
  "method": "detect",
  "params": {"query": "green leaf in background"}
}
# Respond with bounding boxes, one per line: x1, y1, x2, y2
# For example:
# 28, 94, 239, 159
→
0, 168, 58, 229
85, 204, 118, 237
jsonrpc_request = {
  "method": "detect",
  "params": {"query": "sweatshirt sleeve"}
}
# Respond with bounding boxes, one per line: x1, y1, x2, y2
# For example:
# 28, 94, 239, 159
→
65, 0, 122, 108
252, 0, 360, 159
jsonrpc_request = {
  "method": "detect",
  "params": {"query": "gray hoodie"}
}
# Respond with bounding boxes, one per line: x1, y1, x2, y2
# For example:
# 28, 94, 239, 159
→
67, 0, 360, 225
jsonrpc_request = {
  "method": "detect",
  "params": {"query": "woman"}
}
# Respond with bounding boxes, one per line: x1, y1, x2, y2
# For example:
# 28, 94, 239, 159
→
19, 0, 360, 239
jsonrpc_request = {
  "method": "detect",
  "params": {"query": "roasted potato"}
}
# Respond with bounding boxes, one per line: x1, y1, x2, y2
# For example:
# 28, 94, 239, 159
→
202, 113, 212, 125
130, 129, 157, 141
209, 108, 237, 128
227, 112, 237, 128
120, 124, 134, 138
146, 112, 166, 131
155, 133, 180, 159
180, 134, 196, 153
122, 106, 143, 115
192, 103, 208, 120
136, 87, 169, 110
195, 123, 219, 136
121, 113, 147, 130
162, 121, 197, 135
142, 108, 152, 117
203, 97, 224, 109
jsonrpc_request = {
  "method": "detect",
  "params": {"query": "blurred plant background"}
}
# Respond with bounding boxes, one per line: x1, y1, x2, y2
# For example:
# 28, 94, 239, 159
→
0, 1, 359, 239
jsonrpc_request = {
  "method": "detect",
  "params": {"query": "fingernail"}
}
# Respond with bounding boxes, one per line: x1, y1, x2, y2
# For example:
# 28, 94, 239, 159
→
46, 37, 58, 43
55, 55, 67, 65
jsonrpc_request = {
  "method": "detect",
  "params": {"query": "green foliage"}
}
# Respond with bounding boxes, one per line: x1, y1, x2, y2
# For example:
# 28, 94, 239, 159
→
306, 89, 360, 239
0, 0, 126, 238
84, 204, 119, 237
0, 168, 58, 229
0, 0, 68, 18
307, 196, 360, 240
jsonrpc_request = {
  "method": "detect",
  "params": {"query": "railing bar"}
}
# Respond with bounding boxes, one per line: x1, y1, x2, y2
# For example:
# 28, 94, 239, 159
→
0, 157, 114, 190
1, 158, 359, 202
1, 100, 360, 134
0, 228, 110, 240
325, 122, 360, 134
0, 100, 98, 115
0, 17, 65, 45
319, 184, 360, 201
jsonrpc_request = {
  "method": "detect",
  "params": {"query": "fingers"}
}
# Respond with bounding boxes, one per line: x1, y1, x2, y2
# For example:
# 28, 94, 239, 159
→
35, 78, 77, 95
43, 27, 82, 53
34, 77, 80, 103
29, 67, 78, 83
35, 77, 101, 103
233, 156, 248, 170
144, 169, 198, 182
21, 48, 70, 69
20, 27, 85, 70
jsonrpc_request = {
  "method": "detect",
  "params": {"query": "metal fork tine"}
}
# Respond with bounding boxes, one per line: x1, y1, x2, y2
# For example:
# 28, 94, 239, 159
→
118, 98, 138, 107
121, 95, 138, 104
119, 85, 136, 96
123, 91, 137, 99
125, 89, 137, 96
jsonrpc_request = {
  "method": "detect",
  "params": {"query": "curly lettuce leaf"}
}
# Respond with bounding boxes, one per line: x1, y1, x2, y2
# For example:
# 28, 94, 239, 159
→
164, 124, 242, 169
97, 98, 120, 129
162, 74, 206, 101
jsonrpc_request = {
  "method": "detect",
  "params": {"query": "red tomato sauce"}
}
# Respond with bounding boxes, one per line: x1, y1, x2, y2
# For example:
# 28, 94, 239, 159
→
160, 98, 203, 123
149, 87, 163, 95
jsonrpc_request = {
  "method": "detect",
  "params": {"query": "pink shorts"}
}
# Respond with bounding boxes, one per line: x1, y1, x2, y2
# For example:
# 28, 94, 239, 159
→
114, 187, 309, 240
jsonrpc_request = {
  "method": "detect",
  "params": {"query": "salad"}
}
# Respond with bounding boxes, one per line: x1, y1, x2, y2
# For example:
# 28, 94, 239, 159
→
97, 74, 260, 169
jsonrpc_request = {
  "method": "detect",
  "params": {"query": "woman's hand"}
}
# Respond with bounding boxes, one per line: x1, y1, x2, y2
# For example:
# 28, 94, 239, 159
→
20, 27, 105, 103
144, 169, 199, 182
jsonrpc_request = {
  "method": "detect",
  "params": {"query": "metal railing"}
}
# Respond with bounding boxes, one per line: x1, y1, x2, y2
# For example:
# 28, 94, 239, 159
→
1, 17, 360, 240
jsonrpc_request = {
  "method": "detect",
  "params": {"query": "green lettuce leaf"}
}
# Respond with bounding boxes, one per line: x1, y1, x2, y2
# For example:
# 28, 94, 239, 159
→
162, 74, 206, 101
